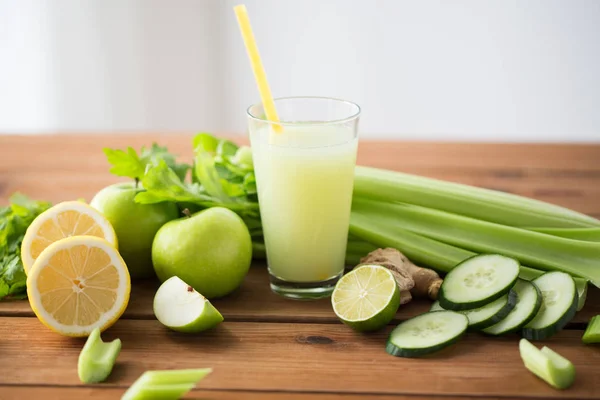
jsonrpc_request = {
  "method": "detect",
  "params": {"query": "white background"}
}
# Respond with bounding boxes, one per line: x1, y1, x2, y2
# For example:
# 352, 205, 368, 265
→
1, 0, 599, 142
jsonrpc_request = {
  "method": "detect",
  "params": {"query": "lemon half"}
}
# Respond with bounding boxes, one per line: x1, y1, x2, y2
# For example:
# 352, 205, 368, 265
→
27, 236, 130, 337
21, 201, 117, 274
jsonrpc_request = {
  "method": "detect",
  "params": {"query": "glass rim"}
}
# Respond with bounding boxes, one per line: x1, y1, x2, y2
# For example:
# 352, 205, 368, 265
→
246, 96, 361, 126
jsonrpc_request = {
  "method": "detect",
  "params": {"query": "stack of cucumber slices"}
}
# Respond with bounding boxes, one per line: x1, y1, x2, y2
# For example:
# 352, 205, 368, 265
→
386, 254, 579, 358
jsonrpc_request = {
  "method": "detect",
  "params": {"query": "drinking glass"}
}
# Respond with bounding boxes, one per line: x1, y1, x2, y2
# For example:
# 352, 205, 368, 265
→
247, 96, 360, 299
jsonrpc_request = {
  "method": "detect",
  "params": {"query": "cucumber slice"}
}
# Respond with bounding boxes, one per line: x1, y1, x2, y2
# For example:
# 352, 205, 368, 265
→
438, 254, 520, 310
386, 311, 468, 358
519, 338, 575, 389
522, 271, 578, 340
430, 290, 517, 330
483, 279, 542, 335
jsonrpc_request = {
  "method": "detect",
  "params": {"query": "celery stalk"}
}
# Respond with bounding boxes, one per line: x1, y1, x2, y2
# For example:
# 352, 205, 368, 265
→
582, 315, 600, 344
345, 238, 378, 266
576, 280, 588, 311
354, 166, 600, 228
122, 368, 212, 400
78, 328, 121, 384
351, 198, 600, 287
527, 227, 600, 242
350, 212, 472, 272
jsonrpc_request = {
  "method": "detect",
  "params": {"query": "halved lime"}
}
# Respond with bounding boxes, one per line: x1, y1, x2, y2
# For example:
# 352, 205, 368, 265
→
331, 264, 401, 332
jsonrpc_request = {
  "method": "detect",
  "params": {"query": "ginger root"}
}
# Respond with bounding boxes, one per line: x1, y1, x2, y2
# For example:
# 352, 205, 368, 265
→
359, 248, 443, 305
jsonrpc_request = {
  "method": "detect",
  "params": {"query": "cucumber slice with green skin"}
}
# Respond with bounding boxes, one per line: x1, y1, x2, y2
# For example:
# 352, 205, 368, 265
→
430, 290, 517, 330
522, 271, 578, 341
483, 279, 542, 336
438, 254, 520, 311
519, 339, 575, 390
386, 311, 468, 358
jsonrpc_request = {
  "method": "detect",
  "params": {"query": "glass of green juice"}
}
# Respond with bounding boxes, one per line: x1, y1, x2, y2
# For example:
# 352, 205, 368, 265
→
247, 96, 361, 299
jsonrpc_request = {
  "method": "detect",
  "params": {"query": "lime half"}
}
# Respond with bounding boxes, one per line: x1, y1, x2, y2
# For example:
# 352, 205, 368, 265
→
332, 264, 400, 332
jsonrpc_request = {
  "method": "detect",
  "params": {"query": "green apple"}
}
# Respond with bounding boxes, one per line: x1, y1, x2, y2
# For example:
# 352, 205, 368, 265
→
152, 207, 252, 299
90, 183, 179, 280
153, 276, 224, 333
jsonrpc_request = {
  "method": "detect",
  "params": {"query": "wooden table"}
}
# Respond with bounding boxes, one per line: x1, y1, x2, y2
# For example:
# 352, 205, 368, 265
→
0, 134, 599, 400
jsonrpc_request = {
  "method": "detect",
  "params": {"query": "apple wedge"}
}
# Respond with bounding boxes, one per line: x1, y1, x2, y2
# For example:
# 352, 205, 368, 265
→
153, 276, 224, 333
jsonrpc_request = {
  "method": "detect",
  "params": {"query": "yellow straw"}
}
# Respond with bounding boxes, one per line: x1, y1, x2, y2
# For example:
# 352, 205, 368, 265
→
234, 4, 282, 133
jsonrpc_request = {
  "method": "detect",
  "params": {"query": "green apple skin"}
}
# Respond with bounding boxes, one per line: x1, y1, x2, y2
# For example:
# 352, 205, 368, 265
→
90, 183, 179, 280
153, 276, 224, 333
167, 300, 223, 333
152, 207, 252, 299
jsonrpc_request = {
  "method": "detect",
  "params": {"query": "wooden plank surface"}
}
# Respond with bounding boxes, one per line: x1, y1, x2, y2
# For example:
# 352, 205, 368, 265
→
1, 134, 599, 216
0, 134, 599, 400
1, 318, 599, 399
0, 387, 527, 400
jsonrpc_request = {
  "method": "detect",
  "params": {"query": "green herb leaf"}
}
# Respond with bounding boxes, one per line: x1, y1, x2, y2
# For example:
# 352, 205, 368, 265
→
193, 132, 219, 154
104, 143, 190, 181
137, 160, 260, 214
0, 194, 51, 300
135, 161, 214, 206
141, 144, 191, 181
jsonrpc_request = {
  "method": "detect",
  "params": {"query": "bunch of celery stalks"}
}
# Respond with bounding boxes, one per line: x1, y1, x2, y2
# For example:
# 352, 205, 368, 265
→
347, 166, 600, 310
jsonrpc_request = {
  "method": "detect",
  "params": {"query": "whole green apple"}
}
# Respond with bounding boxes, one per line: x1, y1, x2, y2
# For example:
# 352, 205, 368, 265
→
90, 182, 179, 280
152, 207, 252, 299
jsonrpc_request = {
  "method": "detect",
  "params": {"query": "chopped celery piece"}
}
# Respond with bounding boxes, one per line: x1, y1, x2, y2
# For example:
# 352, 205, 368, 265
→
582, 315, 600, 344
78, 328, 121, 384
354, 166, 600, 228
519, 339, 575, 389
122, 368, 212, 400
351, 198, 600, 287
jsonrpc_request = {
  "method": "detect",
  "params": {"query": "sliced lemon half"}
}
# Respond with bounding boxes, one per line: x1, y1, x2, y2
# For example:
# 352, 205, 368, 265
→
21, 201, 117, 274
27, 236, 130, 337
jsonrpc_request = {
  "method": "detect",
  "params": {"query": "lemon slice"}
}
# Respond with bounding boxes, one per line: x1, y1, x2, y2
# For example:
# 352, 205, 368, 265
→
21, 201, 117, 274
27, 236, 130, 337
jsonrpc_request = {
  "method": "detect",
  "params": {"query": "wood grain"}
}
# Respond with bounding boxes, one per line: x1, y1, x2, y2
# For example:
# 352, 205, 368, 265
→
0, 386, 535, 400
1, 134, 599, 399
0, 264, 598, 325
1, 318, 599, 398
1, 134, 599, 216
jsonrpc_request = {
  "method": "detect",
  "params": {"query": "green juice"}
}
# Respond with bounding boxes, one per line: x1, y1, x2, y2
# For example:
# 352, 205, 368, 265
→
250, 124, 358, 282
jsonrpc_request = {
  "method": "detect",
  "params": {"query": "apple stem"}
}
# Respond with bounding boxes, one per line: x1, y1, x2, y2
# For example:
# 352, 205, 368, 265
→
182, 208, 192, 218
134, 177, 139, 188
